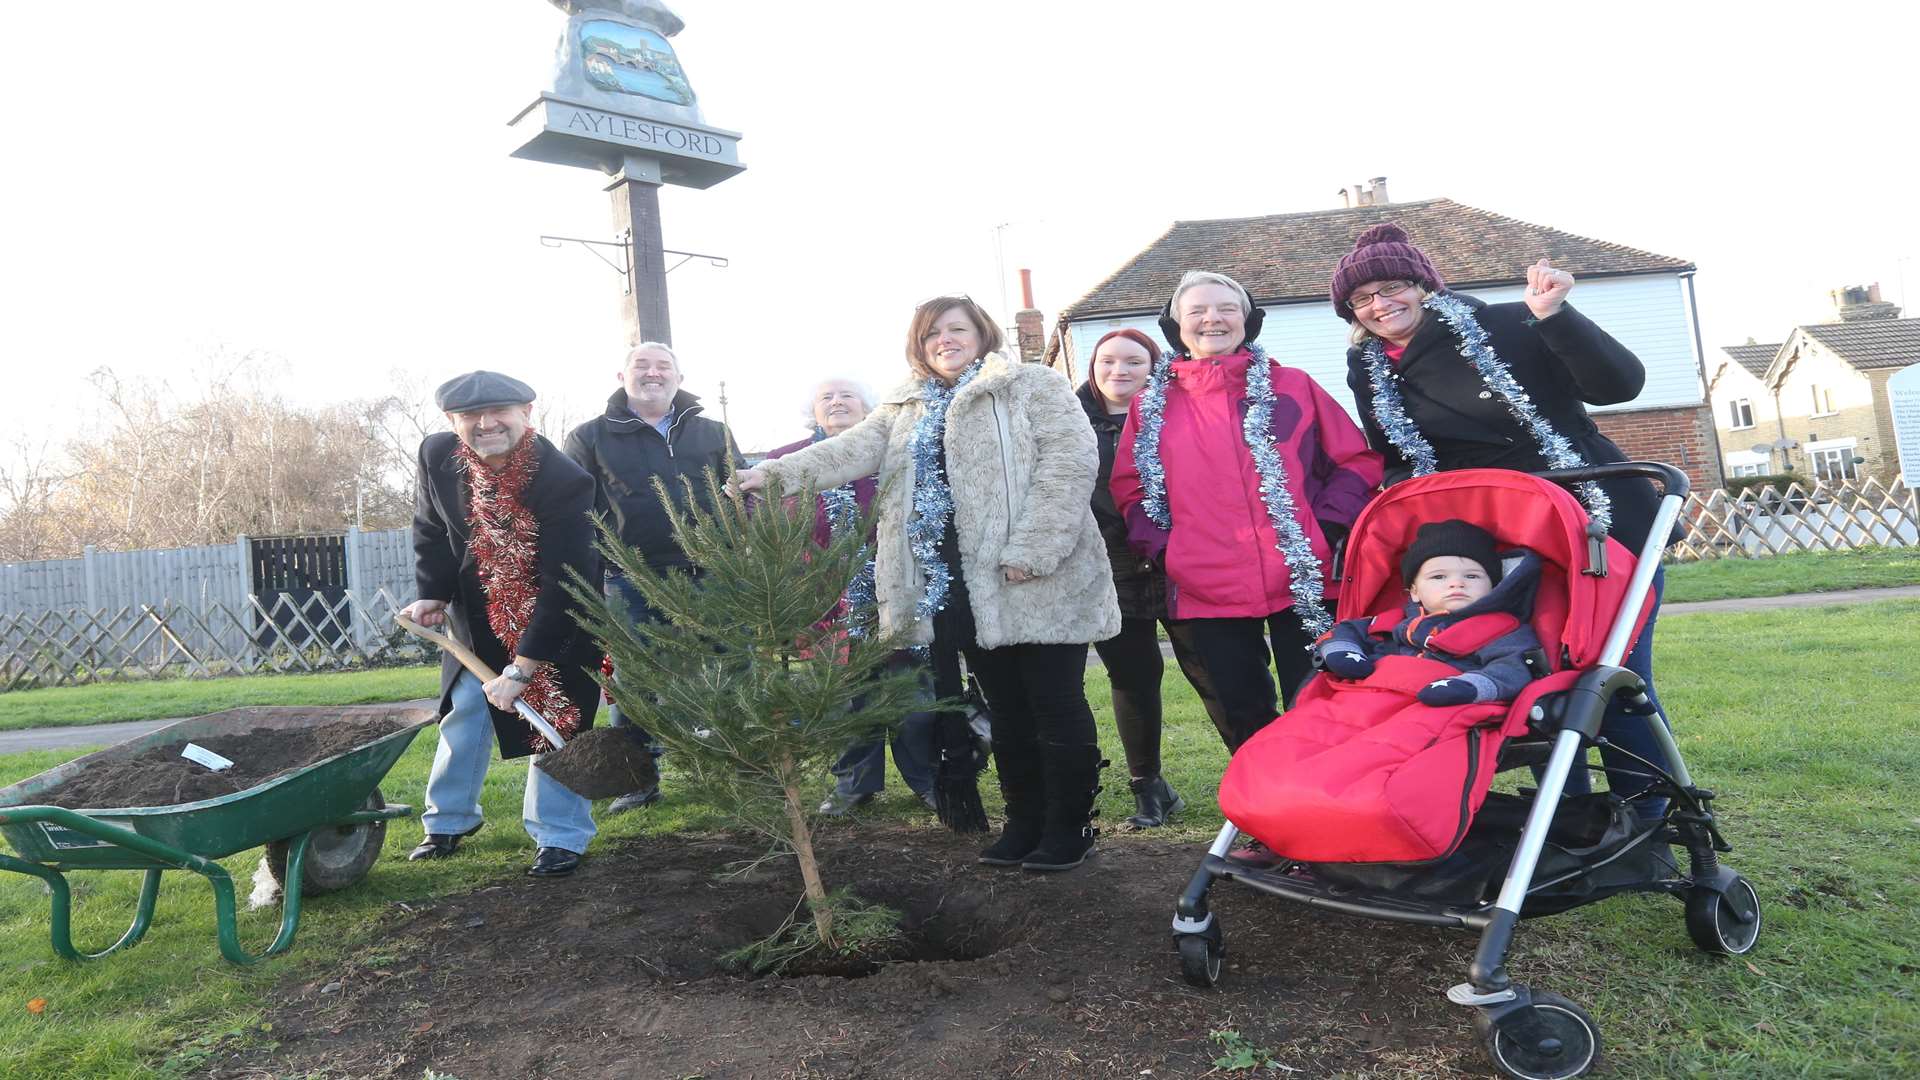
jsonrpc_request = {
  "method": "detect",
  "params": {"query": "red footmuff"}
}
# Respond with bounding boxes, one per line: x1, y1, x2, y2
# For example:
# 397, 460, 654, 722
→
1217, 469, 1650, 865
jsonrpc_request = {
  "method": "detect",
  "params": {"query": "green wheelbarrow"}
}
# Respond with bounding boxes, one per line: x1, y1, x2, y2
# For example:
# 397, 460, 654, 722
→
0, 704, 435, 965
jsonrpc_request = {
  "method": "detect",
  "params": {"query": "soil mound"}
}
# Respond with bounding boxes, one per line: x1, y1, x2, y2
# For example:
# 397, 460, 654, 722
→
205, 825, 1492, 1079
534, 726, 659, 799
37, 716, 405, 809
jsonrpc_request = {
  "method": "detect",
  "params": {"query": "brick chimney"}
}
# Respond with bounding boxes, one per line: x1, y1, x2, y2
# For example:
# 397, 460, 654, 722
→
1015, 268, 1046, 363
1832, 282, 1901, 322
1368, 175, 1389, 204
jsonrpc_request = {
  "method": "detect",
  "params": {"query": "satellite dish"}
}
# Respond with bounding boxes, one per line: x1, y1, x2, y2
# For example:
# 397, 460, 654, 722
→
1772, 437, 1799, 450
1749, 443, 1773, 455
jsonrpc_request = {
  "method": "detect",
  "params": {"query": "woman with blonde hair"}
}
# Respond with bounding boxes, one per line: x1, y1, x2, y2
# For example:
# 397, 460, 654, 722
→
736, 297, 1119, 871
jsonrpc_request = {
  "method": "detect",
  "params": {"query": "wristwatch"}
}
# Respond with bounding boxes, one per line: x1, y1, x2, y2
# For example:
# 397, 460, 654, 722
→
501, 663, 534, 685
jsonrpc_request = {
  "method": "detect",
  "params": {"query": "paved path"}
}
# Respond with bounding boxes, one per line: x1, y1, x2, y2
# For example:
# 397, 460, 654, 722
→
0, 699, 439, 757
6, 589, 1916, 757
1659, 584, 1920, 616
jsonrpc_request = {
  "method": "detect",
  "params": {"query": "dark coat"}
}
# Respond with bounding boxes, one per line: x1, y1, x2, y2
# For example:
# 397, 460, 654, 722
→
1343, 294, 1669, 552
1317, 552, 1547, 702
562, 388, 744, 574
412, 432, 601, 759
1077, 382, 1167, 621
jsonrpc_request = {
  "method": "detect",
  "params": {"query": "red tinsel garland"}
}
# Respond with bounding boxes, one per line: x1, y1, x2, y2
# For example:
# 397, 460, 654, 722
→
455, 428, 581, 752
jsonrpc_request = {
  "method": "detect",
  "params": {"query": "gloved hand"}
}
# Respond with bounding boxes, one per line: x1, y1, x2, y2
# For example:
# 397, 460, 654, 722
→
1418, 677, 1479, 706
1317, 645, 1374, 679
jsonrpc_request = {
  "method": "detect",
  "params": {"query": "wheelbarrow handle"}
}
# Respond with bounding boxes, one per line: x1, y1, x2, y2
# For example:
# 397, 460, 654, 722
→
392, 614, 567, 749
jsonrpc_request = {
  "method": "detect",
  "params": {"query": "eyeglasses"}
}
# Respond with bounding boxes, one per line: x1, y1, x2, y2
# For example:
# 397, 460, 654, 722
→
1345, 280, 1415, 311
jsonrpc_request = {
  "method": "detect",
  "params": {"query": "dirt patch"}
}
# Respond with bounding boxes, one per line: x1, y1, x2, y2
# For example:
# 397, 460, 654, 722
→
202, 825, 1512, 1079
533, 726, 659, 800
38, 717, 405, 809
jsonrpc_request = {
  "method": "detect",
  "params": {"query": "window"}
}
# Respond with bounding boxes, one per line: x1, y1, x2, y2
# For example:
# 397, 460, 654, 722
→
1731, 462, 1769, 478
1810, 384, 1836, 417
1808, 443, 1858, 481
1727, 398, 1755, 429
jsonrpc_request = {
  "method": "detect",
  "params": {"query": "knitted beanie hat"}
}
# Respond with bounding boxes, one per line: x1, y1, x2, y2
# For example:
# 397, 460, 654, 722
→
1401, 519, 1502, 586
1330, 223, 1445, 322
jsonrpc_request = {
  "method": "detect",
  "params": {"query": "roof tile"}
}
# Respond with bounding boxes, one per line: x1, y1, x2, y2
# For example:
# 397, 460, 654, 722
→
1797, 319, 1920, 371
1064, 198, 1694, 318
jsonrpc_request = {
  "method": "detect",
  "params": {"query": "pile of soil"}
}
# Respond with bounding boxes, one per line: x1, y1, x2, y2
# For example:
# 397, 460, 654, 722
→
38, 716, 405, 809
202, 824, 1533, 1079
534, 726, 660, 800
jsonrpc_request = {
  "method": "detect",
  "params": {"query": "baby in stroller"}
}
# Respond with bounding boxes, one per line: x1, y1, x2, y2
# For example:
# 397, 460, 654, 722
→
1315, 519, 1545, 708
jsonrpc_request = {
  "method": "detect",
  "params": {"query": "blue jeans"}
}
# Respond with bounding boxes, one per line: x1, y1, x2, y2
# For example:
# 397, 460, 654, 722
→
1563, 565, 1673, 818
422, 671, 596, 853
603, 575, 665, 743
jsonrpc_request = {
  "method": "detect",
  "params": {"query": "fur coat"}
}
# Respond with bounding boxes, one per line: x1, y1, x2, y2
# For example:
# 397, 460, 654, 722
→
755, 353, 1120, 650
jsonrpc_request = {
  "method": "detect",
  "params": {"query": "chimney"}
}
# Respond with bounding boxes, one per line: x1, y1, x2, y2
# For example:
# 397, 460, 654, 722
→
1338, 187, 1351, 208
1353, 182, 1372, 207
1834, 282, 1901, 322
1369, 176, 1389, 204
1015, 268, 1046, 363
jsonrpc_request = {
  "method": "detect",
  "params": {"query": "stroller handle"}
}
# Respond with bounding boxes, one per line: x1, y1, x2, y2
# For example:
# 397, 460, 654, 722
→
1532, 461, 1690, 500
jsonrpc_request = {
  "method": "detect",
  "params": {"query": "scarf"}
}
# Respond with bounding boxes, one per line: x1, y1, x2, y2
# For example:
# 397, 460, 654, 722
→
1361, 293, 1612, 532
904, 359, 984, 621
456, 430, 581, 751
1131, 344, 1333, 636
812, 426, 878, 636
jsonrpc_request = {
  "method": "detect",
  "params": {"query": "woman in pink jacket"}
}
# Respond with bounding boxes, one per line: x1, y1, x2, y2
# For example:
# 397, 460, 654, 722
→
1111, 270, 1383, 750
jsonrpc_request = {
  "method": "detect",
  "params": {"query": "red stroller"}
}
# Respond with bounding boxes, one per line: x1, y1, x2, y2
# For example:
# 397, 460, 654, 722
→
1171, 464, 1761, 1080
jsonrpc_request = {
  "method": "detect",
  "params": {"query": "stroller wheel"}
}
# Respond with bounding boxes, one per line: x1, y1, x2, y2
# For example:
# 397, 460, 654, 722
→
1476, 990, 1600, 1080
1175, 928, 1223, 988
1685, 874, 1762, 955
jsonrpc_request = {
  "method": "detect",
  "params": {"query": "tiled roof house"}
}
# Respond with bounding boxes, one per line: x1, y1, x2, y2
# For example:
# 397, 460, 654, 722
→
1054, 189, 1723, 492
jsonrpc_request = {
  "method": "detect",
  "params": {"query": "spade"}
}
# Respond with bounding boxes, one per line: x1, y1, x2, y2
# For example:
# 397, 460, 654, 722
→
393, 615, 658, 799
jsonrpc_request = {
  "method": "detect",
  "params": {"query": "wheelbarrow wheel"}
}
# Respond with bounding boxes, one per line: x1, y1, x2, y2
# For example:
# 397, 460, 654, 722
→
266, 787, 389, 896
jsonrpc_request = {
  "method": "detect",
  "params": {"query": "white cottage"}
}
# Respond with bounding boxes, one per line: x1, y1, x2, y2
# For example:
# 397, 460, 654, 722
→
1052, 195, 1724, 492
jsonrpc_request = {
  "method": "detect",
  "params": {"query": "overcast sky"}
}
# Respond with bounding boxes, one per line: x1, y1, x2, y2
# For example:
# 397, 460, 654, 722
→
4, 1, 1916, 457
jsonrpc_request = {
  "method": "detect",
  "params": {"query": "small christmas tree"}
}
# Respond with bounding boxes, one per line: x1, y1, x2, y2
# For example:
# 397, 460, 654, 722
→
572, 472, 926, 962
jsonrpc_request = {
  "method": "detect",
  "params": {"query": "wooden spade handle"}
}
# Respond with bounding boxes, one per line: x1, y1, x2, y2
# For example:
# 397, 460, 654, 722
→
393, 613, 567, 748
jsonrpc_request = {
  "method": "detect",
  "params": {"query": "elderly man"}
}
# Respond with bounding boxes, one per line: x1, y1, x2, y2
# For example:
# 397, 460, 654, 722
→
564, 341, 742, 812
401, 370, 600, 878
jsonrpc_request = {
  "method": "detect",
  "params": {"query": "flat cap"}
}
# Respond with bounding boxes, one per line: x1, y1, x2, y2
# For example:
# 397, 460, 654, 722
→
435, 370, 536, 413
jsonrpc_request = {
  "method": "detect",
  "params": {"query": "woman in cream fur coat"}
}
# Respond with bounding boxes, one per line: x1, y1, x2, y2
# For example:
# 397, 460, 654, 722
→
737, 296, 1119, 871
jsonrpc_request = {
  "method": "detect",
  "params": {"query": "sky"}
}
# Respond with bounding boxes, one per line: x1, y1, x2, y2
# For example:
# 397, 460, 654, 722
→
4, 1, 1918, 459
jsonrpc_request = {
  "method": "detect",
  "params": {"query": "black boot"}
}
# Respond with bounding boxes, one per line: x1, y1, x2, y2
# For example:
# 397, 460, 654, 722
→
1125, 775, 1185, 829
1022, 748, 1105, 872
979, 745, 1046, 866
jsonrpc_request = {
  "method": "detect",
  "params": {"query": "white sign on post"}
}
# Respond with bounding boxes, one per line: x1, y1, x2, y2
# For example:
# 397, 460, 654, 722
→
1888, 364, 1920, 484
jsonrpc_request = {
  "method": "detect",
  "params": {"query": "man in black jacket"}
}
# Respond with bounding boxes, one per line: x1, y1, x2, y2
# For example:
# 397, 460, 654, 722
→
401, 370, 600, 878
564, 342, 742, 812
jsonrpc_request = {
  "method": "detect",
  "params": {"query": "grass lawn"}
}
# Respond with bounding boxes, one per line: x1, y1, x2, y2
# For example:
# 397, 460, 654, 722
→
1663, 545, 1920, 604
0, 667, 440, 732
2, 602, 1917, 1077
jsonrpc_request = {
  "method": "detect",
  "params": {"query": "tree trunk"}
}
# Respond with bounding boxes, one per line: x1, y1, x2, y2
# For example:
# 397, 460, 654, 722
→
778, 751, 836, 948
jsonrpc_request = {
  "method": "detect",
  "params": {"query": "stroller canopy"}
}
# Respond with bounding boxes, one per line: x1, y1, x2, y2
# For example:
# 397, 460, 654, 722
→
1339, 470, 1650, 671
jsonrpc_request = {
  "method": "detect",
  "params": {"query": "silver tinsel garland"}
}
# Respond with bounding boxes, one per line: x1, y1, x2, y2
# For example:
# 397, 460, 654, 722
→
1132, 344, 1333, 637
1362, 293, 1612, 533
904, 360, 983, 620
819, 481, 876, 637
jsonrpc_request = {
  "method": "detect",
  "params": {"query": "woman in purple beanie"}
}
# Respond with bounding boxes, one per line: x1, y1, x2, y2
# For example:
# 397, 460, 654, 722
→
1329, 223, 1677, 819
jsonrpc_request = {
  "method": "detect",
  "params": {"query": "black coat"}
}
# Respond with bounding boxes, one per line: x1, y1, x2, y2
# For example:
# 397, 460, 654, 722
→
1078, 381, 1168, 621
563, 388, 744, 573
1343, 294, 1668, 552
412, 432, 601, 759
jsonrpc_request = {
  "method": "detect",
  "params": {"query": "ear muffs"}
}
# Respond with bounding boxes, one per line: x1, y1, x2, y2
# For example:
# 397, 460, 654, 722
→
1158, 289, 1266, 357
1157, 298, 1184, 356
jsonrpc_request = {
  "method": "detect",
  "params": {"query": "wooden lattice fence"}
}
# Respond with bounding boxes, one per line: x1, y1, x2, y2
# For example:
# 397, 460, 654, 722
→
0, 588, 431, 691
1670, 478, 1919, 561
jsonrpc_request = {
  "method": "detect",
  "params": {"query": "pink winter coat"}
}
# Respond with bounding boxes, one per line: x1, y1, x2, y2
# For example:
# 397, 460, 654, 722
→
1110, 349, 1383, 620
